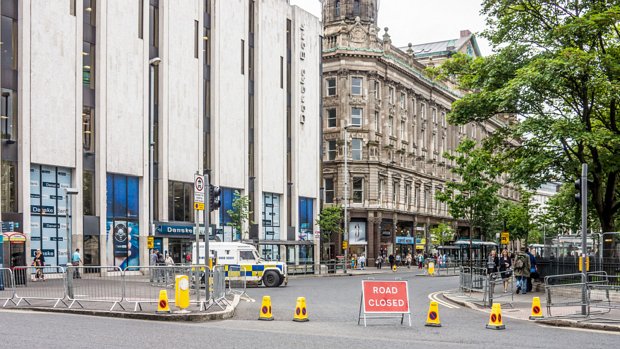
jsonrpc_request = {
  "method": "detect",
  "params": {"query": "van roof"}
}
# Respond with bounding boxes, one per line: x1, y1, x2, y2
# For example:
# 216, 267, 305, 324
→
210, 242, 255, 249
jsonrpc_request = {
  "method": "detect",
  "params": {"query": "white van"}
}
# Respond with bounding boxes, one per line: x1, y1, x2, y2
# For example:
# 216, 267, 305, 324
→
192, 242, 287, 287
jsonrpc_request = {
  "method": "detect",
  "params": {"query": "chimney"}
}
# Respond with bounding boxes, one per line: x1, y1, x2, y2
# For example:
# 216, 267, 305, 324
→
460, 29, 472, 38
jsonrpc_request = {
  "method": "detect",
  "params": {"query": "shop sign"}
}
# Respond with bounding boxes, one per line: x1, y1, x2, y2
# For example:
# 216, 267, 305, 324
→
156, 225, 194, 236
395, 236, 415, 245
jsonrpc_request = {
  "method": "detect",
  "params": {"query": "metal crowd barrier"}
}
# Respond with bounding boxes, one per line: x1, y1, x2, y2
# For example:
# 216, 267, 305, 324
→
435, 261, 460, 276
12, 266, 67, 308
124, 265, 194, 311
226, 265, 250, 301
66, 266, 124, 311
487, 270, 514, 306
205, 265, 228, 311
544, 273, 589, 318
587, 274, 620, 314
1, 268, 16, 307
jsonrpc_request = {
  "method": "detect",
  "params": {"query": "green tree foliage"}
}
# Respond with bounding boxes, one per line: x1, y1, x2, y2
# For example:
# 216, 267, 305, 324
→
432, 1, 620, 232
317, 205, 343, 240
227, 190, 252, 238
430, 222, 454, 246
436, 138, 502, 240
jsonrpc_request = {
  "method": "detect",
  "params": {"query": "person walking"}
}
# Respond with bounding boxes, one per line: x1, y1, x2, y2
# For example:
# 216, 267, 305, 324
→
388, 254, 395, 270
418, 254, 424, 269
71, 248, 82, 279
375, 255, 382, 269
406, 253, 412, 269
499, 249, 512, 293
33, 250, 46, 281
395, 253, 401, 267
359, 255, 366, 270
487, 250, 499, 275
165, 253, 175, 266
526, 248, 538, 293
514, 247, 531, 294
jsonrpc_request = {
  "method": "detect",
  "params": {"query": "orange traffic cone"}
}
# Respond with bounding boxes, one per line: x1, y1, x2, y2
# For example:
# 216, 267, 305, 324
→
529, 297, 544, 320
486, 303, 505, 330
258, 295, 274, 321
156, 290, 171, 314
425, 300, 441, 327
293, 297, 309, 322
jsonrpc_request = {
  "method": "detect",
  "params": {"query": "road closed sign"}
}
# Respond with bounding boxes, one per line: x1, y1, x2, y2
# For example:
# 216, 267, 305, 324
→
362, 280, 410, 313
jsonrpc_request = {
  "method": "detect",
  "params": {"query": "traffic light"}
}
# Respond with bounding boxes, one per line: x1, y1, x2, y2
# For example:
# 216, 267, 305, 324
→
574, 178, 582, 204
209, 184, 221, 212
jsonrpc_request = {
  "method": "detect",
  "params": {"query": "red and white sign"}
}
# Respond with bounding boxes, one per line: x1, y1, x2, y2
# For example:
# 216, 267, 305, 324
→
362, 280, 410, 313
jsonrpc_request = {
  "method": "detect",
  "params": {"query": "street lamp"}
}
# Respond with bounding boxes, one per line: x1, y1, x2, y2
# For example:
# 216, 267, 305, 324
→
149, 57, 161, 240
343, 124, 358, 273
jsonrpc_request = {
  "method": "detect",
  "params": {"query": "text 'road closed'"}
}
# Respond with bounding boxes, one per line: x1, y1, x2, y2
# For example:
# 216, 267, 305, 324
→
362, 280, 410, 313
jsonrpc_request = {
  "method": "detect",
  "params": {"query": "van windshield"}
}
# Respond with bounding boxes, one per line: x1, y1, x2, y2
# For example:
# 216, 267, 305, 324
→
239, 250, 255, 261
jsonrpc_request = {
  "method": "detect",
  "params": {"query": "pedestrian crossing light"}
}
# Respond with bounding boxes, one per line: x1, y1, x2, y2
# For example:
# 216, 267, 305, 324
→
574, 178, 582, 204
209, 184, 221, 212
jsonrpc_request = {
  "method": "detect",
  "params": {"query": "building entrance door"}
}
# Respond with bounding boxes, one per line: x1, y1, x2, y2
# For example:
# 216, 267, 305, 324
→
168, 239, 192, 264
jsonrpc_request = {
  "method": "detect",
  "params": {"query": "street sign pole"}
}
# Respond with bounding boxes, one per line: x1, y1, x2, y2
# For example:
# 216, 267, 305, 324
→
204, 173, 210, 302
193, 172, 205, 305
580, 163, 588, 315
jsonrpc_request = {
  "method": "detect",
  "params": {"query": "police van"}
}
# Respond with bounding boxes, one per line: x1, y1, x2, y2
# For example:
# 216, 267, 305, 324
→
192, 242, 287, 287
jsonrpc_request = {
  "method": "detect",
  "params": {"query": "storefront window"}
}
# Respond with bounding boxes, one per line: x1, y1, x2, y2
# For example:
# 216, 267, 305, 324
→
219, 187, 241, 227
298, 197, 313, 241
106, 173, 140, 269
1, 161, 17, 213
168, 181, 193, 222
262, 193, 281, 240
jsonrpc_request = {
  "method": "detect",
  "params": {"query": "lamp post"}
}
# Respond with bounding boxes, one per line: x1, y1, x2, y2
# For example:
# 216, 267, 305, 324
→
343, 124, 357, 273
149, 57, 161, 241
64, 187, 78, 298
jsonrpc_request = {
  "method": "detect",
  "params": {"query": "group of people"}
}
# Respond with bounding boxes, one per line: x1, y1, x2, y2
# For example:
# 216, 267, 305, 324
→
30, 248, 83, 281
486, 246, 538, 294
373, 252, 448, 270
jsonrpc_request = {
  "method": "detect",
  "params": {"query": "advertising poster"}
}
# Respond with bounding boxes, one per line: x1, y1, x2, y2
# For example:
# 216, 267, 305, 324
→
349, 222, 367, 245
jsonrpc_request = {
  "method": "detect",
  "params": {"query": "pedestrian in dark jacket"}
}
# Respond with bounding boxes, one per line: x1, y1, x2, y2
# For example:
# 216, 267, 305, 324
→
388, 254, 395, 269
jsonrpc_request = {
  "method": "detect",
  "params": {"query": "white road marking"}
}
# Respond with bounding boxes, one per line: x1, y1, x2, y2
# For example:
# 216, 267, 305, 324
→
428, 291, 460, 309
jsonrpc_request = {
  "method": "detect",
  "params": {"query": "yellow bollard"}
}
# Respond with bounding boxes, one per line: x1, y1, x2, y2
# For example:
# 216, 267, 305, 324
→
156, 290, 171, 314
258, 295, 274, 321
428, 261, 435, 276
293, 297, 309, 322
486, 303, 505, 330
529, 297, 544, 320
175, 275, 190, 310
425, 300, 442, 327
392, 264, 397, 272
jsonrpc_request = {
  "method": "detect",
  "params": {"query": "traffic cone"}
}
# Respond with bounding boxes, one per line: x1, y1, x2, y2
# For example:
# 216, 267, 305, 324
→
486, 303, 505, 330
293, 297, 309, 322
258, 295, 274, 321
156, 290, 171, 314
425, 300, 441, 327
529, 297, 544, 320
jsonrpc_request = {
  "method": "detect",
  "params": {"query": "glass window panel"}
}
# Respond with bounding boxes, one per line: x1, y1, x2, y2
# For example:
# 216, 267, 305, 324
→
352, 138, 362, 160
351, 77, 362, 95
113, 175, 127, 218
351, 108, 362, 126
352, 177, 363, 203
127, 176, 139, 219
327, 108, 336, 128
324, 178, 334, 204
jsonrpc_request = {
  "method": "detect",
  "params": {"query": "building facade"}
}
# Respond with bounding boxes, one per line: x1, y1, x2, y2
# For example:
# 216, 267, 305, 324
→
320, 0, 518, 263
0, 0, 321, 268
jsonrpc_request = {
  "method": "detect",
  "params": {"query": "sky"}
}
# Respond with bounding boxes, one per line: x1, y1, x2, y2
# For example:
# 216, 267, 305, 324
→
289, 0, 492, 55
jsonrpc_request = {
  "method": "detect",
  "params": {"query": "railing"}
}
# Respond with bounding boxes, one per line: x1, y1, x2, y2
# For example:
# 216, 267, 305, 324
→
286, 264, 315, 275
0, 268, 16, 307
12, 266, 67, 308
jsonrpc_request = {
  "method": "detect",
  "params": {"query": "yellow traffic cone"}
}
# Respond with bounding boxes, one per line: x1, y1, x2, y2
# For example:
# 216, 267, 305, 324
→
529, 297, 544, 320
258, 295, 274, 321
425, 300, 441, 327
156, 290, 171, 314
293, 297, 309, 322
486, 303, 505, 330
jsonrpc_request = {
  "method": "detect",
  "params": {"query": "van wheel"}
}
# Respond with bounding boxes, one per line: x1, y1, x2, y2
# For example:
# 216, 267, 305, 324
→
277, 275, 285, 287
263, 271, 279, 287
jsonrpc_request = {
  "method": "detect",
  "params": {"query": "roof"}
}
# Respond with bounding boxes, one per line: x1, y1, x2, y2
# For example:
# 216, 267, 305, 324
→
400, 34, 482, 59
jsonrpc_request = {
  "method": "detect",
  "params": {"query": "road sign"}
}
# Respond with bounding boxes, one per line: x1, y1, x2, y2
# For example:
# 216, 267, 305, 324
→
342, 241, 348, 249
358, 280, 411, 327
147, 236, 154, 249
194, 202, 205, 211
194, 174, 205, 205
501, 231, 509, 244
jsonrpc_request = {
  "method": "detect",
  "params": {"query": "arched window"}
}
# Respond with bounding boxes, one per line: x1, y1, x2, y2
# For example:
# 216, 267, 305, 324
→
353, 0, 360, 16
335, 0, 340, 17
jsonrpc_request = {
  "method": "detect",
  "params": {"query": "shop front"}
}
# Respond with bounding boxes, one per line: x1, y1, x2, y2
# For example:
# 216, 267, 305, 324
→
395, 236, 415, 259
348, 221, 367, 267
155, 223, 196, 264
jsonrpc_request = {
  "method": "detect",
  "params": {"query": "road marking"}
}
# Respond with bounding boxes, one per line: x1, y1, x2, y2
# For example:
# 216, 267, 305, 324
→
428, 291, 460, 309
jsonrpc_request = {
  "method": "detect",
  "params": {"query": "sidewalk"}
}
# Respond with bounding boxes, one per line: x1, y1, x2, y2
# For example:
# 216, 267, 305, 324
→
442, 286, 620, 332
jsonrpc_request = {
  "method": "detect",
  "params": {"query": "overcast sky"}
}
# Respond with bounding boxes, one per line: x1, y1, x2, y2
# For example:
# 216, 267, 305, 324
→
289, 0, 492, 55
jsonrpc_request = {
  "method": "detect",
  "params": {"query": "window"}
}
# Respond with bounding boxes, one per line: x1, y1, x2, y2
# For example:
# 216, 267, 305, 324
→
82, 42, 96, 89
351, 77, 362, 95
149, 4, 159, 48
240, 39, 245, 74
326, 78, 336, 96
1, 161, 17, 213
400, 120, 405, 139
1, 16, 17, 70
432, 108, 437, 124
353, 0, 360, 16
327, 108, 337, 128
280, 56, 284, 89
240, 250, 255, 261
352, 177, 363, 203
374, 111, 380, 132
70, 0, 76, 16
82, 107, 95, 152
389, 87, 395, 104
263, 193, 281, 240
1, 89, 17, 141
412, 98, 417, 115
105, 173, 140, 267
83, 170, 95, 216
441, 111, 446, 127
378, 179, 384, 203
84, 0, 96, 26
298, 197, 314, 241
168, 181, 193, 222
392, 180, 399, 204
415, 185, 421, 208
335, 0, 340, 17
327, 140, 337, 160
405, 184, 411, 208
194, 20, 199, 58
324, 178, 334, 203
138, 0, 143, 38
219, 187, 240, 227
420, 103, 426, 119
351, 107, 362, 126
388, 116, 394, 136
400, 92, 406, 109
352, 138, 362, 160
373, 81, 380, 99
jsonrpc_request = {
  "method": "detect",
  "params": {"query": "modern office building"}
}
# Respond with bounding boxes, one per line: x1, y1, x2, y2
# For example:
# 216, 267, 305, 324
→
319, 0, 518, 263
0, 0, 321, 269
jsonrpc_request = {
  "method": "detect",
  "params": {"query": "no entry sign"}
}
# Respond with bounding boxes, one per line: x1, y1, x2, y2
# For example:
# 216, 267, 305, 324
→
358, 280, 411, 327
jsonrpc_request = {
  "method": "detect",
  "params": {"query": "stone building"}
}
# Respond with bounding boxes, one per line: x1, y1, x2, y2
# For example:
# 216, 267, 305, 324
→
320, 0, 518, 263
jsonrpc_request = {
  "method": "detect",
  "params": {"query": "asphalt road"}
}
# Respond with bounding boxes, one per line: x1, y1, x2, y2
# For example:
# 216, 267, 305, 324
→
1, 270, 619, 348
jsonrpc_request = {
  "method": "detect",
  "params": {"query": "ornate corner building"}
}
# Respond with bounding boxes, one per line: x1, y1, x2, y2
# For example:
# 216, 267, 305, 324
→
320, 0, 519, 263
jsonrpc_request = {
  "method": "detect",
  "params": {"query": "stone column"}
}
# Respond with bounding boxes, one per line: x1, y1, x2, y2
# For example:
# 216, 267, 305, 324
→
367, 214, 375, 264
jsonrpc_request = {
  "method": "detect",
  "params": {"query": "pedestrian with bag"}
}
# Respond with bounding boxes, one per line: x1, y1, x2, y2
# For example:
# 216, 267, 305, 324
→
33, 250, 46, 281
375, 255, 382, 269
71, 248, 82, 279
388, 254, 395, 270
499, 249, 512, 293
526, 247, 538, 292
514, 247, 531, 294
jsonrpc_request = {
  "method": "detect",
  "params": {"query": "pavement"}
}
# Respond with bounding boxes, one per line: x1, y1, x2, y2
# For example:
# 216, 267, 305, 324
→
442, 282, 620, 332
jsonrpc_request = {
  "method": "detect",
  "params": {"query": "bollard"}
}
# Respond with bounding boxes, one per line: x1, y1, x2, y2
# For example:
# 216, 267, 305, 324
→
175, 275, 190, 311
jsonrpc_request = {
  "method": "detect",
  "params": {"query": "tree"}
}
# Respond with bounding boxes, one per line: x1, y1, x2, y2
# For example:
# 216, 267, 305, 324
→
436, 138, 502, 241
431, 1, 620, 235
226, 190, 252, 240
317, 205, 343, 260
430, 222, 454, 246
